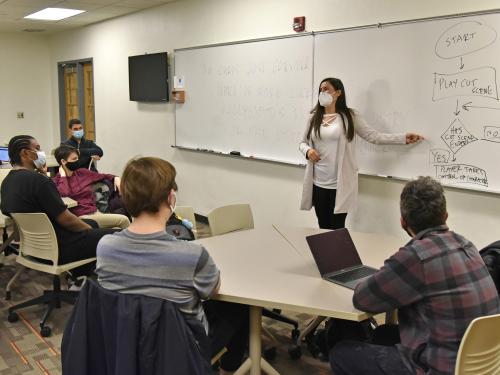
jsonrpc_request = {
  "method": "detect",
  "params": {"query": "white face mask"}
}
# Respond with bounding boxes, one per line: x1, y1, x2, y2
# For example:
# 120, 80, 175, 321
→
169, 191, 177, 213
30, 150, 46, 170
318, 91, 334, 107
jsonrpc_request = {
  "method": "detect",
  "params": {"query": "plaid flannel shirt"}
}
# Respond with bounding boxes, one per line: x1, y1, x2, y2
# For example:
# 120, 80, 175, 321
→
353, 225, 500, 375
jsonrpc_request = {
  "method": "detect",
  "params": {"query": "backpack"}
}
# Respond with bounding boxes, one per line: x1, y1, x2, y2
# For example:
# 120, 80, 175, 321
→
479, 240, 500, 293
166, 213, 195, 241
306, 318, 375, 360
92, 181, 112, 213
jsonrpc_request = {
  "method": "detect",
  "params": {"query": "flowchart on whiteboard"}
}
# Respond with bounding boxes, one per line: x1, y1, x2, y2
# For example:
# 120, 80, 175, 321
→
431, 20, 499, 188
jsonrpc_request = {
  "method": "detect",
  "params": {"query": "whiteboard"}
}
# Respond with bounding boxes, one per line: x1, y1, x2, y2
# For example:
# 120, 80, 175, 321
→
314, 13, 500, 193
174, 35, 313, 165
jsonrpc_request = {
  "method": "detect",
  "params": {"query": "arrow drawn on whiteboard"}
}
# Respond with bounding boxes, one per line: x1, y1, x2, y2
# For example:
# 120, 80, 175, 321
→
454, 99, 460, 116
459, 57, 464, 70
462, 102, 500, 111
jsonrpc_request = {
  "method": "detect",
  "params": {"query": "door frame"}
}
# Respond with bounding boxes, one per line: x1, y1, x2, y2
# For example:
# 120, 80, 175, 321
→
57, 58, 95, 142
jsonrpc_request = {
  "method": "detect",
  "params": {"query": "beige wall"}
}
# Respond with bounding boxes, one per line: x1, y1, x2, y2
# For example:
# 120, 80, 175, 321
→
45, 0, 500, 247
0, 33, 53, 148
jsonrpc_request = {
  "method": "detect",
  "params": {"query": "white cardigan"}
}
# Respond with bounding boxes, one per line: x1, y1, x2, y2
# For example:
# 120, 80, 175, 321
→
299, 112, 406, 213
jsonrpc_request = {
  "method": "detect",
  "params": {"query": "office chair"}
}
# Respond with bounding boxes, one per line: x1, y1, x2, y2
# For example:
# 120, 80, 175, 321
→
6, 213, 96, 337
207, 204, 254, 236
0, 168, 19, 276
455, 313, 500, 374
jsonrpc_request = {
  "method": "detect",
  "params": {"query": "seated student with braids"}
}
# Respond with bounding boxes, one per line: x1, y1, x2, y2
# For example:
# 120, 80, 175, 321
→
52, 144, 129, 230
96, 157, 249, 374
0, 135, 117, 280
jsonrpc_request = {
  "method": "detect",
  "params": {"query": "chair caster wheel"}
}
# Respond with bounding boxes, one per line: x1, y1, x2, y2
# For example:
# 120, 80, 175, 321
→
291, 328, 300, 340
6, 291, 11, 300
288, 345, 302, 359
7, 311, 19, 323
263, 346, 277, 361
40, 326, 51, 337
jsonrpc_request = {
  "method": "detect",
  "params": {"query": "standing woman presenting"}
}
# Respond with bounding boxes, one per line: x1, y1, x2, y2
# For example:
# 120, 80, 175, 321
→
299, 77, 423, 229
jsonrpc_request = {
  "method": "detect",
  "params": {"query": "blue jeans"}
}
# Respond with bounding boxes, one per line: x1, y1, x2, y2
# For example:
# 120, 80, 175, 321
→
330, 340, 412, 375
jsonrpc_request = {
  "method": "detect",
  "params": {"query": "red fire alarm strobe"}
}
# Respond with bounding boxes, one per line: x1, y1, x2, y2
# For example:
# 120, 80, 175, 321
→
293, 16, 306, 32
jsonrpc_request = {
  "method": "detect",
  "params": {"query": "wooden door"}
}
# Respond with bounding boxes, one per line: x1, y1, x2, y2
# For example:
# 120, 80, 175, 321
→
64, 65, 79, 139
60, 61, 96, 141
83, 62, 95, 141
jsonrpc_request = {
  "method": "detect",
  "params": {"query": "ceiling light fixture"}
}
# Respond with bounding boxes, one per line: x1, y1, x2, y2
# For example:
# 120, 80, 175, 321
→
24, 7, 85, 21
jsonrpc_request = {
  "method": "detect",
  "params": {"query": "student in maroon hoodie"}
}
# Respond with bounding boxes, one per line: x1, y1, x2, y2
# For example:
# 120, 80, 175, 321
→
52, 144, 129, 229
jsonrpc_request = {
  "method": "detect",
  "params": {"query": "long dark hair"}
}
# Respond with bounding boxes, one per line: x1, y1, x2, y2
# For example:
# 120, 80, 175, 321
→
307, 77, 354, 142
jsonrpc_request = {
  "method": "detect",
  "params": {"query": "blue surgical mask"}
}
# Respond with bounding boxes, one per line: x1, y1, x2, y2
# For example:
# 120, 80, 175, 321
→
32, 150, 46, 170
72, 129, 84, 139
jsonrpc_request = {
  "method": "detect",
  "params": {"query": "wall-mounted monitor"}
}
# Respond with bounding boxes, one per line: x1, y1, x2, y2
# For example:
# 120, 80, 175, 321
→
128, 52, 168, 102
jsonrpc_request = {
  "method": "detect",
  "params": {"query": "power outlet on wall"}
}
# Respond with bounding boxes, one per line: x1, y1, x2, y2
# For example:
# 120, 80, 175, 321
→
17, 112, 24, 119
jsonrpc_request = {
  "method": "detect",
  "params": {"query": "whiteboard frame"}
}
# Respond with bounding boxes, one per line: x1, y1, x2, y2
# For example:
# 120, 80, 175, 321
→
313, 8, 500, 35
173, 32, 314, 52
171, 145, 306, 167
173, 32, 315, 166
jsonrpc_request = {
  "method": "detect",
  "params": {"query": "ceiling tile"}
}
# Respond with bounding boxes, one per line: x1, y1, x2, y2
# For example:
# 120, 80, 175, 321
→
53, 1, 106, 11
0, 4, 47, 19
3, 0, 60, 6
116, 0, 170, 8
59, 0, 119, 4
95, 5, 139, 15
0, 0, 179, 32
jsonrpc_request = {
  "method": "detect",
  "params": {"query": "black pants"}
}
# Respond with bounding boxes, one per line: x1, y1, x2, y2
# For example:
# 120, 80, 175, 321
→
201, 300, 249, 372
329, 340, 411, 375
312, 185, 347, 229
59, 226, 118, 277
329, 325, 411, 375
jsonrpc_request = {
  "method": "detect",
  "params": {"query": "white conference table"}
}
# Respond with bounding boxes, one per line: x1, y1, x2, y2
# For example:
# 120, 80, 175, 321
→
195, 225, 401, 375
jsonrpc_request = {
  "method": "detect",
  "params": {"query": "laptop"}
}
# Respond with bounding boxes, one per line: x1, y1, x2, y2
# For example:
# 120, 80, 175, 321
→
0, 147, 9, 163
306, 228, 378, 289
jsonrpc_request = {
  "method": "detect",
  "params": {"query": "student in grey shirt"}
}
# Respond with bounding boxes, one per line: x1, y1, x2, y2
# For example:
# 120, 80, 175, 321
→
96, 157, 248, 374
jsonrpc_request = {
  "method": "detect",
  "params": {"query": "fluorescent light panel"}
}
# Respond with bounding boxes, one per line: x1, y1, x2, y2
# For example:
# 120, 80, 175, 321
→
24, 7, 85, 21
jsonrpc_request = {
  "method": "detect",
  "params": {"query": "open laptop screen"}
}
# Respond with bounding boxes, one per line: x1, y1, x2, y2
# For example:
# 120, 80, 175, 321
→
306, 228, 363, 276
0, 147, 9, 162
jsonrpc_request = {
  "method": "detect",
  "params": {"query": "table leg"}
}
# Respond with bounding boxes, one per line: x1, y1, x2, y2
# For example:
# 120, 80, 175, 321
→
234, 305, 280, 375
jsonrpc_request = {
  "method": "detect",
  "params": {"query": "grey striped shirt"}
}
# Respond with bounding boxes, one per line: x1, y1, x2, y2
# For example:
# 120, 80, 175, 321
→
96, 229, 220, 332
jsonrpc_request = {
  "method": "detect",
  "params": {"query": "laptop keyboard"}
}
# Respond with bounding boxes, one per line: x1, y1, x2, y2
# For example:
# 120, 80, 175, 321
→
330, 267, 375, 283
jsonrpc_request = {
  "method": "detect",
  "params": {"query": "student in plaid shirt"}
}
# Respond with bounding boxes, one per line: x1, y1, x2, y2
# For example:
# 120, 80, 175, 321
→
330, 176, 500, 375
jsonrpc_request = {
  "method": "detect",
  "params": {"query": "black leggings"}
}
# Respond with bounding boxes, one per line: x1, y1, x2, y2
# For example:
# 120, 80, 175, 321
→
312, 185, 347, 230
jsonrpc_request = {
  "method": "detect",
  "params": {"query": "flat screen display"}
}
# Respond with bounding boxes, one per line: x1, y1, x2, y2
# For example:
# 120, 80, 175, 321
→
0, 147, 9, 162
128, 52, 168, 102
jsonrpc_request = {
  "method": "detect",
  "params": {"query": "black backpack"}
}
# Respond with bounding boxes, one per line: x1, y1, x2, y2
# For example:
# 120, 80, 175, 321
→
480, 240, 500, 293
166, 213, 195, 241
306, 318, 375, 360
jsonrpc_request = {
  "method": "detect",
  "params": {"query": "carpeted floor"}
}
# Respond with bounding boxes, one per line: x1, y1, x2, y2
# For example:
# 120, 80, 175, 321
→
0, 222, 331, 374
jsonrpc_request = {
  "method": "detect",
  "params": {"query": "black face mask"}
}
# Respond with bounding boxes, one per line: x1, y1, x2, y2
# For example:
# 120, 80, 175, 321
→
65, 160, 80, 171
